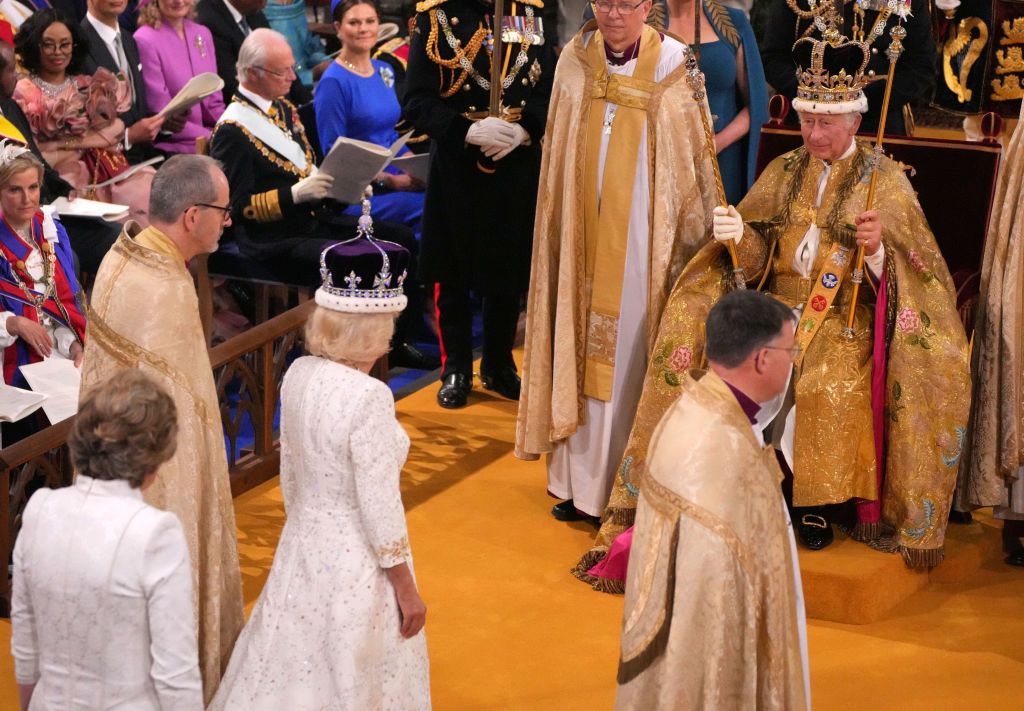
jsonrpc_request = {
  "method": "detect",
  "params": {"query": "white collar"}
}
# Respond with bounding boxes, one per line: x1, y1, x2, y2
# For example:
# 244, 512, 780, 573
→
239, 84, 274, 114
222, 0, 244, 24
86, 12, 120, 45
74, 473, 144, 500
822, 138, 857, 168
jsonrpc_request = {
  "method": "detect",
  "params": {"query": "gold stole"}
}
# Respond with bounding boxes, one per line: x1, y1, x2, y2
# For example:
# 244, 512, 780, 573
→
581, 25, 660, 401
794, 242, 853, 366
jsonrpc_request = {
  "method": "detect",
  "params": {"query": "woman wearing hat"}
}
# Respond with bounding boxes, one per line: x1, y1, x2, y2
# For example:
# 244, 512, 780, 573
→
209, 198, 430, 710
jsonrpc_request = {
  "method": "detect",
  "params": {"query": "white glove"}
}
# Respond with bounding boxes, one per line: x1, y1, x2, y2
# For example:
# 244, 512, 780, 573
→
465, 117, 517, 155
492, 123, 530, 161
712, 205, 744, 244
291, 172, 334, 204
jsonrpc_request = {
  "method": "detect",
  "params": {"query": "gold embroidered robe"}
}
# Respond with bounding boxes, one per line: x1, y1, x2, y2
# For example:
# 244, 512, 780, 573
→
80, 224, 244, 702
577, 142, 970, 574
515, 21, 717, 459
616, 371, 807, 711
957, 107, 1024, 514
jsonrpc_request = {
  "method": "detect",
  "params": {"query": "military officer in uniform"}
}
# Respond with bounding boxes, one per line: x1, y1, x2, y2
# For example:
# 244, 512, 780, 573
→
403, 0, 555, 408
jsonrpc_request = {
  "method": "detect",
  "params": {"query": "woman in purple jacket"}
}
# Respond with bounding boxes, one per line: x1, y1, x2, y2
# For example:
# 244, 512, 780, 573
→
134, 0, 225, 154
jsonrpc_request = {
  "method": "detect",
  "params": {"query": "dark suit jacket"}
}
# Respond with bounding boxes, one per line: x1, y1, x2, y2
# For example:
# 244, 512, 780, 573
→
78, 15, 157, 161
0, 97, 73, 202
79, 16, 148, 128
195, 0, 311, 105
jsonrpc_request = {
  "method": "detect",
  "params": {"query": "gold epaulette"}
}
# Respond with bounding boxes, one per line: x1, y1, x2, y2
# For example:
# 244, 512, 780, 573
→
415, 0, 447, 13
415, 0, 542, 11
242, 190, 283, 223
376, 37, 407, 55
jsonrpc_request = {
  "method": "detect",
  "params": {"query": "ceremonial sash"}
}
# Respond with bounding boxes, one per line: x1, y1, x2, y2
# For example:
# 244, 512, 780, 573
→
0, 114, 26, 144
581, 25, 660, 401
0, 213, 86, 385
793, 241, 853, 366
219, 101, 309, 172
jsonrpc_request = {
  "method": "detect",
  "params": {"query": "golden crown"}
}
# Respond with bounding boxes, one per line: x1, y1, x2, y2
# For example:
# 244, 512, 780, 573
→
792, 31, 871, 111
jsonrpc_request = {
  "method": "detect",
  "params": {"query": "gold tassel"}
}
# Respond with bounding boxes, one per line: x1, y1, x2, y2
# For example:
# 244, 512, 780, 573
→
603, 506, 637, 527
901, 546, 945, 569
851, 521, 882, 542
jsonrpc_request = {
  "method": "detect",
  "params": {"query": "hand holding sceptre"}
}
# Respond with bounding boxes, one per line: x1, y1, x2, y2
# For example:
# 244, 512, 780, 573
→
683, 51, 746, 289
843, 17, 907, 337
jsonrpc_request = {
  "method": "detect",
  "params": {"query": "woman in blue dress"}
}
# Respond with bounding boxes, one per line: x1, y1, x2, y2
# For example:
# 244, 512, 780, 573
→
583, 0, 767, 203
315, 0, 424, 240
667, 0, 767, 204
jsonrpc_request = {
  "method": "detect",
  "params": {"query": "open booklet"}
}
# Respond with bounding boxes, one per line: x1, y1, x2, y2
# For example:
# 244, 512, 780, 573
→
319, 133, 426, 204
50, 196, 130, 221
158, 72, 225, 118
85, 155, 164, 191
0, 383, 46, 424
19, 357, 81, 425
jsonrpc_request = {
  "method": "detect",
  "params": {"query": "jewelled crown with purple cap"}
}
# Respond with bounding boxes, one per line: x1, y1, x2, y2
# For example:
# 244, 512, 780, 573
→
315, 194, 410, 314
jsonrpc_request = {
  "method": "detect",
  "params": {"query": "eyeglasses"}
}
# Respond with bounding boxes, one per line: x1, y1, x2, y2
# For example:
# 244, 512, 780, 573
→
41, 40, 75, 54
763, 344, 802, 362
255, 64, 298, 79
591, 0, 648, 15
193, 202, 232, 221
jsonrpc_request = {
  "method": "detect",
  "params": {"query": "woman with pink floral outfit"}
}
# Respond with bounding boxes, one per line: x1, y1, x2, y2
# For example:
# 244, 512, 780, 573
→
13, 9, 155, 222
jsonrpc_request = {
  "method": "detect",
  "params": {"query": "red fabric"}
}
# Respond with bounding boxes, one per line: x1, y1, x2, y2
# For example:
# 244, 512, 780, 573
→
433, 282, 446, 374
0, 20, 13, 46
588, 525, 633, 582
856, 270, 889, 526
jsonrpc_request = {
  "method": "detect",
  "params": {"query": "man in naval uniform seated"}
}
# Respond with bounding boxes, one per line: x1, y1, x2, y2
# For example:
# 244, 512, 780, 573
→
209, 28, 436, 367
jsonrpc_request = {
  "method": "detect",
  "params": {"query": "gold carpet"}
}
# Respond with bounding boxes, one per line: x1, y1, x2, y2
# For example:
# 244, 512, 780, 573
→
3, 367, 1024, 709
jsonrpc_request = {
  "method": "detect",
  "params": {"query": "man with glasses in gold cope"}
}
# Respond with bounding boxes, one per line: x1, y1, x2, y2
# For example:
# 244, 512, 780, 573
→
81, 154, 245, 703
515, 0, 717, 525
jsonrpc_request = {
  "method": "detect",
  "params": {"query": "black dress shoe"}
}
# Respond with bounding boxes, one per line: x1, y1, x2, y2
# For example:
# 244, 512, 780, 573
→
797, 512, 834, 551
390, 342, 441, 370
437, 373, 471, 409
1006, 547, 1024, 567
480, 366, 521, 400
551, 499, 597, 522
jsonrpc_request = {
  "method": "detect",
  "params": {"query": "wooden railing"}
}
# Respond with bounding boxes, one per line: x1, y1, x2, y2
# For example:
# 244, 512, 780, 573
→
0, 300, 316, 616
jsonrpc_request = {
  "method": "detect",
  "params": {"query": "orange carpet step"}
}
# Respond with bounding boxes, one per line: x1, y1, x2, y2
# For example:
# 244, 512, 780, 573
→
799, 520, 987, 625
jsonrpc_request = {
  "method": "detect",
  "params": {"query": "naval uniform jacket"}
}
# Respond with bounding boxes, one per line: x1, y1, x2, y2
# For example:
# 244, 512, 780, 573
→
208, 92, 321, 260
403, 0, 554, 293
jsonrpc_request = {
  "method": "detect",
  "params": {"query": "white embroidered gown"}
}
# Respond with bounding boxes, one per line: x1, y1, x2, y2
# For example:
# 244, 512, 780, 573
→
209, 356, 430, 710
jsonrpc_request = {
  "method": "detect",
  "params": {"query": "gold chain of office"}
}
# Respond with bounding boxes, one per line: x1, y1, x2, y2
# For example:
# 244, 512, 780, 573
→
426, 7, 534, 97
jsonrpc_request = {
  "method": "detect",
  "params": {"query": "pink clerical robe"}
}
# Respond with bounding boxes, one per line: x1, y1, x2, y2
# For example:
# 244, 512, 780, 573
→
134, 19, 226, 154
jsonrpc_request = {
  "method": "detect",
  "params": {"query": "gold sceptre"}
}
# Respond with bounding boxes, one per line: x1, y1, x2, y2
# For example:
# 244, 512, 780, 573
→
476, 0, 506, 174
683, 48, 746, 290
843, 18, 907, 338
